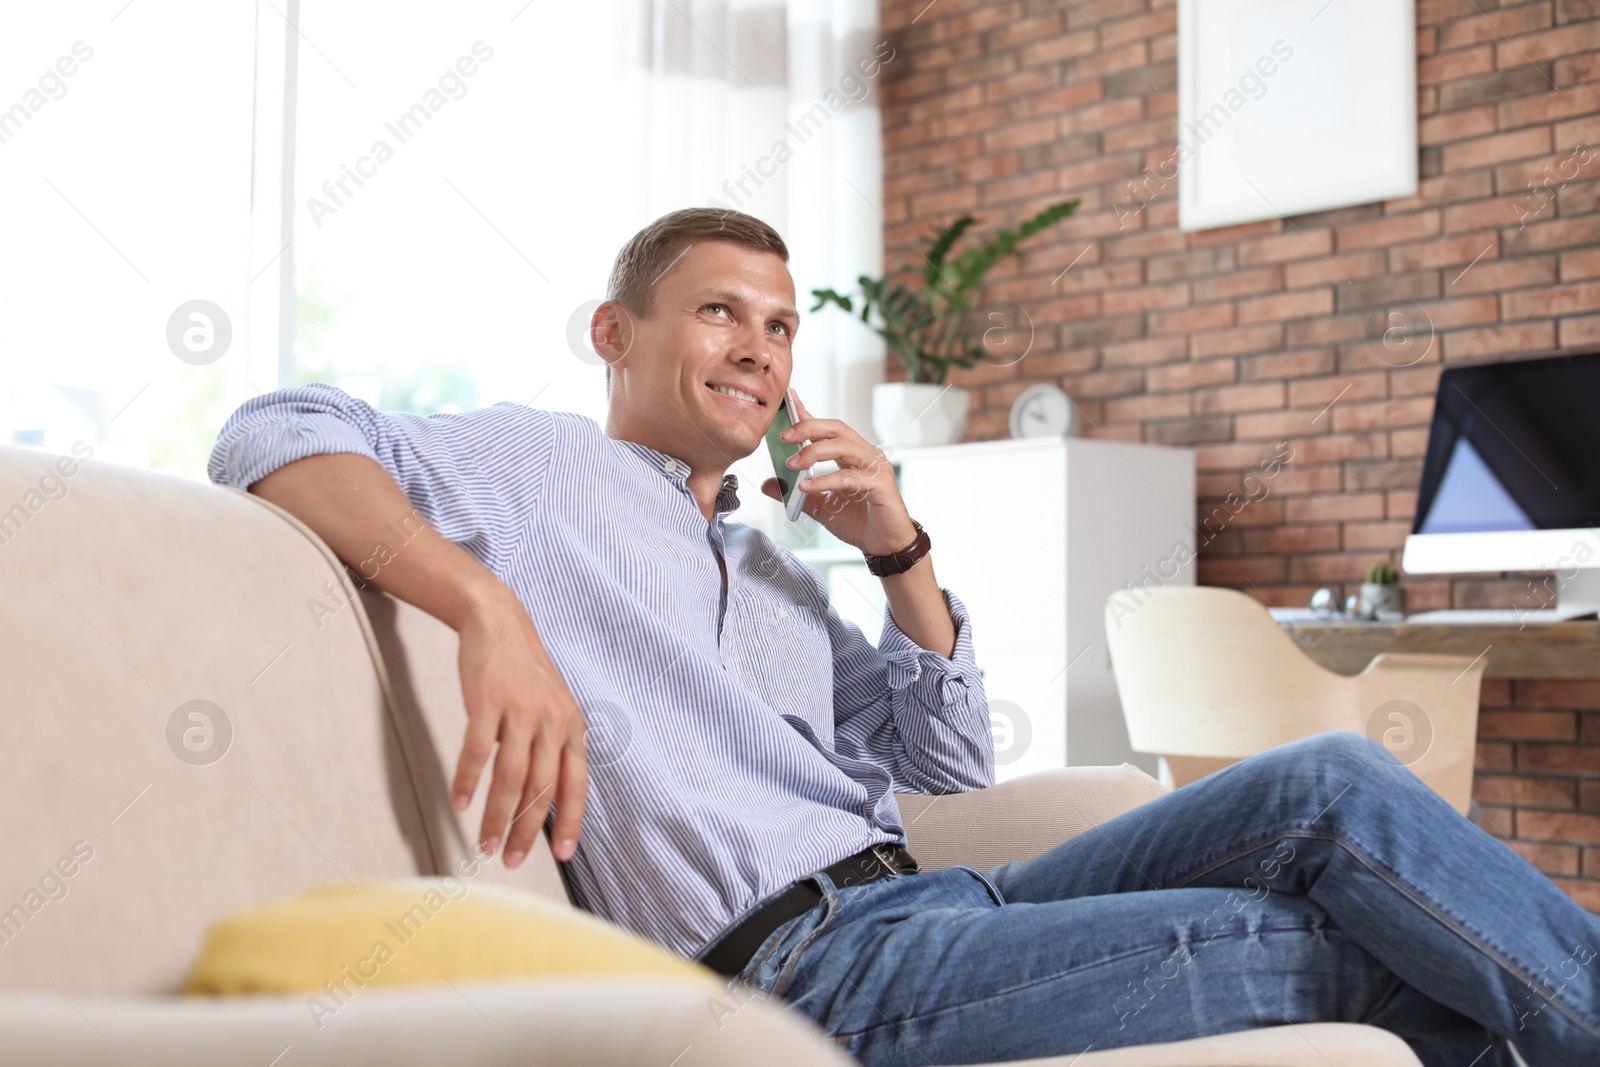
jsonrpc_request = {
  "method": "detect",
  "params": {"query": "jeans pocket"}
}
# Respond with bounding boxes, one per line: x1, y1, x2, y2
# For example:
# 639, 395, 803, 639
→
951, 864, 1007, 907
769, 881, 842, 1001
732, 914, 801, 992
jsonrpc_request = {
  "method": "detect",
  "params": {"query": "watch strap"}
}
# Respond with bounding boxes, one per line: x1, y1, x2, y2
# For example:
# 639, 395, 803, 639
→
863, 520, 931, 577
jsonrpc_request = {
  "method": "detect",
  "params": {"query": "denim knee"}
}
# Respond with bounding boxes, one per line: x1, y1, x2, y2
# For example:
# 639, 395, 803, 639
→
1304, 729, 1393, 765
1262, 731, 1402, 799
1291, 730, 1416, 800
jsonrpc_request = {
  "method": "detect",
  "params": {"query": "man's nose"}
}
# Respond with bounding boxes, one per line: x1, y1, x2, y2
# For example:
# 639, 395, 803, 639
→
729, 324, 771, 367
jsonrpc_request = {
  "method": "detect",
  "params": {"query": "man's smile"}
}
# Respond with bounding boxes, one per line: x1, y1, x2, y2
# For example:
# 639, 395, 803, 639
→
706, 382, 767, 409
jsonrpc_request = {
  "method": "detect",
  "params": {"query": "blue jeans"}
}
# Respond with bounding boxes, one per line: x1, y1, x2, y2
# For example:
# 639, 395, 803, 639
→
713, 732, 1600, 1066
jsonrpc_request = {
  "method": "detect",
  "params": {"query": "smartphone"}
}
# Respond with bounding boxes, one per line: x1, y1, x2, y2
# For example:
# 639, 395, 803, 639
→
764, 388, 810, 522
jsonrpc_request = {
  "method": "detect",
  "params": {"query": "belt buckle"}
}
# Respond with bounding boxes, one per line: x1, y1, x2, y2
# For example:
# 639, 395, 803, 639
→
871, 843, 906, 876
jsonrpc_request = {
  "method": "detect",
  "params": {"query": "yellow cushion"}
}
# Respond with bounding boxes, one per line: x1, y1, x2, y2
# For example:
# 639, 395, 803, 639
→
183, 878, 719, 998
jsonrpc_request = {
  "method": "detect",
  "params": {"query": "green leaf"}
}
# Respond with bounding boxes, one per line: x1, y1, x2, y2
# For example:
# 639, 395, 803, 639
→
922, 215, 976, 289
950, 198, 1080, 293
808, 199, 1079, 383
809, 288, 855, 313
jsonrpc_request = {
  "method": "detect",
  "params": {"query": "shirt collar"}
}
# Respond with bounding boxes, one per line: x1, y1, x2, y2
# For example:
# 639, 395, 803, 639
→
617, 439, 741, 517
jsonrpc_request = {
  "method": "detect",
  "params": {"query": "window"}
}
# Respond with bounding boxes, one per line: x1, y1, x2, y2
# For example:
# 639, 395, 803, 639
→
5, 0, 885, 555
287, 2, 642, 426
0, 3, 256, 475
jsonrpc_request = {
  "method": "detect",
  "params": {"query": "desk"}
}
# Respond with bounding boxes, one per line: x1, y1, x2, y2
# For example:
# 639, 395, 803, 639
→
1279, 619, 1600, 678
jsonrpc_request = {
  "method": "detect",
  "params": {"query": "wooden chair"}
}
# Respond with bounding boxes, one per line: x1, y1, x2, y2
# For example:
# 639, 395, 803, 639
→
1103, 586, 1486, 815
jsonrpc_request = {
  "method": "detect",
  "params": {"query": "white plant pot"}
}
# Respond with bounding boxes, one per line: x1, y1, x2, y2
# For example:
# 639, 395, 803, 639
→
872, 382, 970, 448
1359, 582, 1405, 618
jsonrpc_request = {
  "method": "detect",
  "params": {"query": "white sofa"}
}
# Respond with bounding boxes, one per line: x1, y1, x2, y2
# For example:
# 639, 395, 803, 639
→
0, 445, 1424, 1065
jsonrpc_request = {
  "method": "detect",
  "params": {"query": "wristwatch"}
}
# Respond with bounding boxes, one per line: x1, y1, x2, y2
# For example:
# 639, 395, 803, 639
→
863, 519, 931, 577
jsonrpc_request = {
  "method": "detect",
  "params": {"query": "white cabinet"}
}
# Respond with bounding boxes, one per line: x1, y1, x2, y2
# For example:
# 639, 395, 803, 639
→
798, 436, 1196, 781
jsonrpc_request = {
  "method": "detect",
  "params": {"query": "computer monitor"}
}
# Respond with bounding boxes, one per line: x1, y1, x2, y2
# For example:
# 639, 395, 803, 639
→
1401, 349, 1600, 619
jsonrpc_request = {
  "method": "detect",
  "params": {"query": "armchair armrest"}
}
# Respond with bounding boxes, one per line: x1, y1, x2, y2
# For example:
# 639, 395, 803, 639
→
0, 979, 854, 1067
895, 764, 1170, 872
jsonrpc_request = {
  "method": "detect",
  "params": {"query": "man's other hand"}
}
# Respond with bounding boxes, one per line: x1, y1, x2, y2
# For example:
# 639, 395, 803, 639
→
453, 589, 588, 868
248, 452, 588, 870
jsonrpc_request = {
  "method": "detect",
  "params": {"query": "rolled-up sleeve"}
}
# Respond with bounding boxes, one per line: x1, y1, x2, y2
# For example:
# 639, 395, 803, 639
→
830, 587, 994, 795
207, 383, 553, 573
209, 387, 386, 492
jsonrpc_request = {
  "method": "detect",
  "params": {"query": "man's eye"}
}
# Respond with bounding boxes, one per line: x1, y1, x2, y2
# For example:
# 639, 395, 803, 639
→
768, 322, 789, 336
703, 303, 727, 316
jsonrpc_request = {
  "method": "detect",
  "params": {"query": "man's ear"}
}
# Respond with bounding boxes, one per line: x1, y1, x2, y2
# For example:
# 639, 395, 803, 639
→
591, 300, 638, 369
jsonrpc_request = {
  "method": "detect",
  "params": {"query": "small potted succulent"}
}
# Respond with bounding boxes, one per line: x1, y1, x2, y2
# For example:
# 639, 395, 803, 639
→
810, 199, 1079, 448
1359, 562, 1404, 619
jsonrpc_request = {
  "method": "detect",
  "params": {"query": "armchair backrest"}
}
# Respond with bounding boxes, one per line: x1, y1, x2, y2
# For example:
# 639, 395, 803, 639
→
0, 447, 435, 995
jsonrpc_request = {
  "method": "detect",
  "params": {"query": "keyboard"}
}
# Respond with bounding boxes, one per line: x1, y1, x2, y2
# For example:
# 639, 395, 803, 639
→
1403, 608, 1598, 624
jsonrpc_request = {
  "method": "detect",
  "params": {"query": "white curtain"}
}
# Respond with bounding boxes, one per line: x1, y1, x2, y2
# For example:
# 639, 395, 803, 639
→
0, 3, 889, 484
611, 0, 887, 435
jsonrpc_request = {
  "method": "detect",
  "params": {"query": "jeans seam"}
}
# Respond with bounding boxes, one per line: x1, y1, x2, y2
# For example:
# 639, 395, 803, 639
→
1174, 826, 1600, 1041
1328, 831, 1600, 1041
828, 926, 1310, 1043
1161, 830, 1296, 890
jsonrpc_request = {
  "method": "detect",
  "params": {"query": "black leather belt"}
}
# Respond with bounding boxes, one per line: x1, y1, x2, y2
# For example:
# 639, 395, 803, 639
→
699, 843, 919, 978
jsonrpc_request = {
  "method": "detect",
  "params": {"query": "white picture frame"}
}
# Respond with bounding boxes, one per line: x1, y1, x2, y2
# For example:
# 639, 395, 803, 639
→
1177, 0, 1417, 232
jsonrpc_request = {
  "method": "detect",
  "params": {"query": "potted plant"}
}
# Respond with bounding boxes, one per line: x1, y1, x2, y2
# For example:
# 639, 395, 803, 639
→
1360, 562, 1404, 619
810, 199, 1079, 448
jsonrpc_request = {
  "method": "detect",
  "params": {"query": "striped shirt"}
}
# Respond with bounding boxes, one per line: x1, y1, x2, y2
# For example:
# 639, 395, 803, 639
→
208, 384, 994, 957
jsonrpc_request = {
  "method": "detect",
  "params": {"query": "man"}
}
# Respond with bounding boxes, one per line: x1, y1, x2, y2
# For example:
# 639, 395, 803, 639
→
210, 208, 1598, 1067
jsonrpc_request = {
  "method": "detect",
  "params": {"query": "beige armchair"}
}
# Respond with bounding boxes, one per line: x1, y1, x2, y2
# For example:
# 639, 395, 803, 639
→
1104, 586, 1486, 814
0, 446, 1422, 1065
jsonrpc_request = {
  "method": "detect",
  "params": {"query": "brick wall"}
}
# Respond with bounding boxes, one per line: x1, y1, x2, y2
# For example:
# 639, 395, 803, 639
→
1477, 678, 1600, 909
877, 0, 1600, 908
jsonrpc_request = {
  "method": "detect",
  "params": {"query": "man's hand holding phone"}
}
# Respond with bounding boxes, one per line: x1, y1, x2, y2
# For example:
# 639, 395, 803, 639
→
759, 389, 919, 557
761, 387, 813, 521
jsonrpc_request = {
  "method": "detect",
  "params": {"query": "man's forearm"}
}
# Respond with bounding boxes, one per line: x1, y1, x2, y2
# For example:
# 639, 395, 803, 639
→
880, 555, 956, 658
250, 452, 512, 630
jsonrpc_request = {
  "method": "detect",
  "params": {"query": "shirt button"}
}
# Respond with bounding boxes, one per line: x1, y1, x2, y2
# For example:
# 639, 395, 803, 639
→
663, 459, 678, 473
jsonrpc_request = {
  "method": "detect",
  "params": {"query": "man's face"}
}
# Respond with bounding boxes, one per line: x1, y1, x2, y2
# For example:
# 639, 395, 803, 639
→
605, 240, 799, 469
